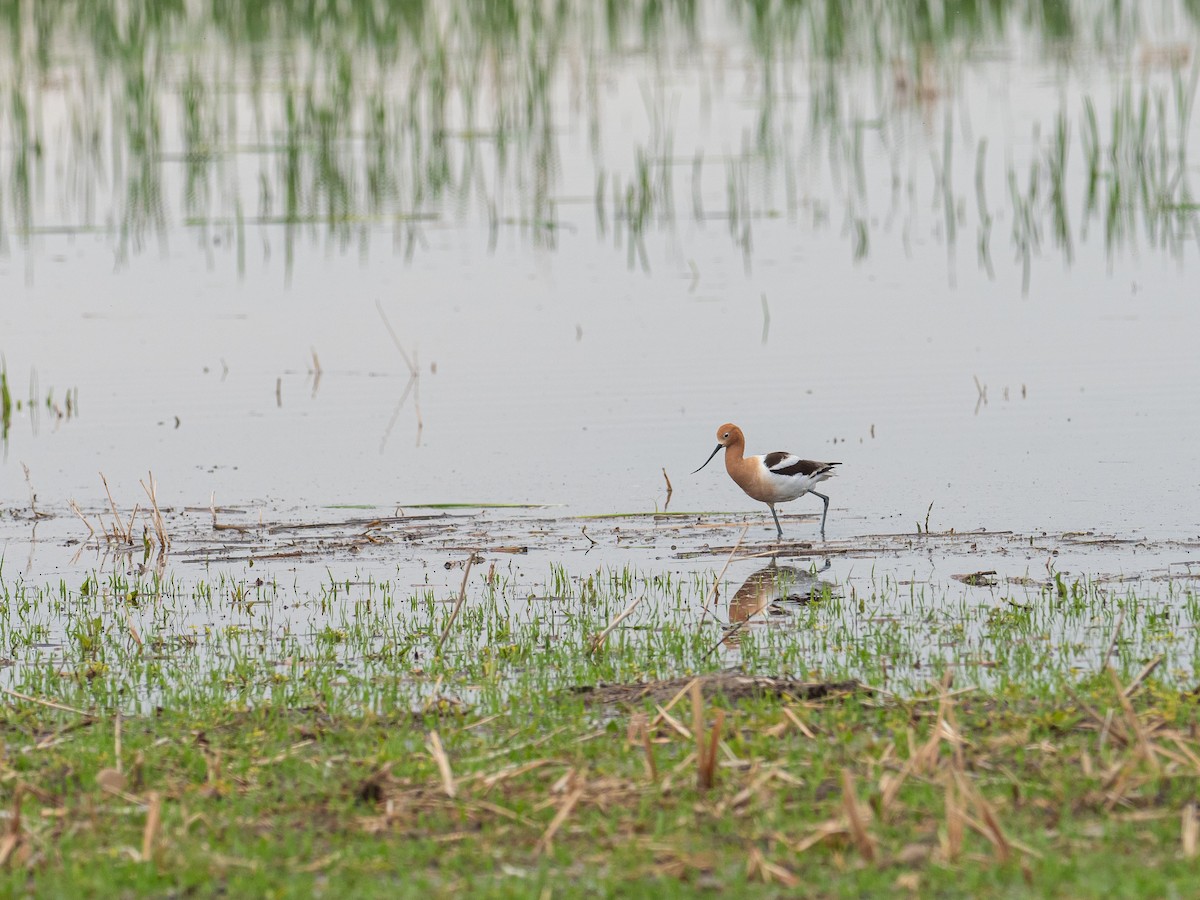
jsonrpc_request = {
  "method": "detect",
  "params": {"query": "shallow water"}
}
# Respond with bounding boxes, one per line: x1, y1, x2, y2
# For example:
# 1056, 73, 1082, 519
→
3, 503, 1198, 709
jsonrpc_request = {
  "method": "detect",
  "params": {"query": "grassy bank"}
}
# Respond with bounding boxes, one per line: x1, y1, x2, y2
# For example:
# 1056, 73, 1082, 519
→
3, 666, 1200, 897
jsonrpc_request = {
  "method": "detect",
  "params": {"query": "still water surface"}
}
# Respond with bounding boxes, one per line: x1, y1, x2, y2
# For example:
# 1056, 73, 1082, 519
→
2, 0, 1199, 550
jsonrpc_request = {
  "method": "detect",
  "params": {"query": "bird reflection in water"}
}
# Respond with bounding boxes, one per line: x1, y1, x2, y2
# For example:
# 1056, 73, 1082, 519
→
723, 560, 837, 650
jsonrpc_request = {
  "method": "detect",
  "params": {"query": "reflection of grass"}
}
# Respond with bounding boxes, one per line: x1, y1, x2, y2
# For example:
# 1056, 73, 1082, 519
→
0, 361, 11, 444
183, 213, 437, 227
0, 365, 79, 446
0, 2, 1198, 283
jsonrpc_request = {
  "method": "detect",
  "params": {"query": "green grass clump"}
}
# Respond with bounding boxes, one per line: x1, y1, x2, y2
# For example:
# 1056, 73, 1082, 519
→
3, 673, 1200, 896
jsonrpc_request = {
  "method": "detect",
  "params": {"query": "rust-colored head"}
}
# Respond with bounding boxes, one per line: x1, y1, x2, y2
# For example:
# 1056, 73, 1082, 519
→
714, 423, 744, 447
693, 422, 744, 474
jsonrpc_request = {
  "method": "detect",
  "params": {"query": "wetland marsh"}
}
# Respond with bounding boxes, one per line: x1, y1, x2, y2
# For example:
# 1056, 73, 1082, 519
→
3, 1, 1200, 895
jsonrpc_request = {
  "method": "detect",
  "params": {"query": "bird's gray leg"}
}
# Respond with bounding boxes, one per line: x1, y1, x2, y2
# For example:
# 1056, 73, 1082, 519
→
768, 504, 783, 541
811, 491, 831, 539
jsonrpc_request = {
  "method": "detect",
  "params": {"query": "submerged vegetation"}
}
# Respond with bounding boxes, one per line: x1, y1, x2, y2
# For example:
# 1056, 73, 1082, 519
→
0, 364, 11, 446
1, 1, 1198, 284
0, 361, 78, 452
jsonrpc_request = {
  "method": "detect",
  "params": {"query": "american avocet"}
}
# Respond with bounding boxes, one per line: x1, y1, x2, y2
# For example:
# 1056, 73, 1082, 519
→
692, 423, 840, 540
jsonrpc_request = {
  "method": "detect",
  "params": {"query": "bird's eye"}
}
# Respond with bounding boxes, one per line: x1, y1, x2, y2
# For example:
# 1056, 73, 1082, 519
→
722, 432, 729, 439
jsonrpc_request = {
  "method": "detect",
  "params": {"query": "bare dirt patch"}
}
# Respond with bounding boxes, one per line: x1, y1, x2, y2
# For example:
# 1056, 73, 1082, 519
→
569, 672, 868, 707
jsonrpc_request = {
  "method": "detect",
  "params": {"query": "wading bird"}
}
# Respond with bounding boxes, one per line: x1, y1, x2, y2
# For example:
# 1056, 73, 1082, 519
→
692, 423, 840, 540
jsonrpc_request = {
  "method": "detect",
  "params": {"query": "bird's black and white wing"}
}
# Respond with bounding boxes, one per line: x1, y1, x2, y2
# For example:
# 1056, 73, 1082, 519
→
762, 452, 840, 479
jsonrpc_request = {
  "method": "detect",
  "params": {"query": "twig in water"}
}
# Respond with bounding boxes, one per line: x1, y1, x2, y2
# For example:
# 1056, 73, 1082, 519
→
100, 472, 127, 542
126, 609, 143, 650
376, 300, 417, 375
22, 464, 50, 519
1101, 609, 1126, 670
704, 620, 747, 659
375, 299, 423, 448
124, 504, 138, 546
1123, 654, 1164, 698
309, 348, 323, 399
698, 524, 749, 624
140, 471, 170, 550
589, 594, 645, 653
1, 686, 89, 716
69, 500, 95, 540
434, 556, 475, 655
973, 375, 988, 414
